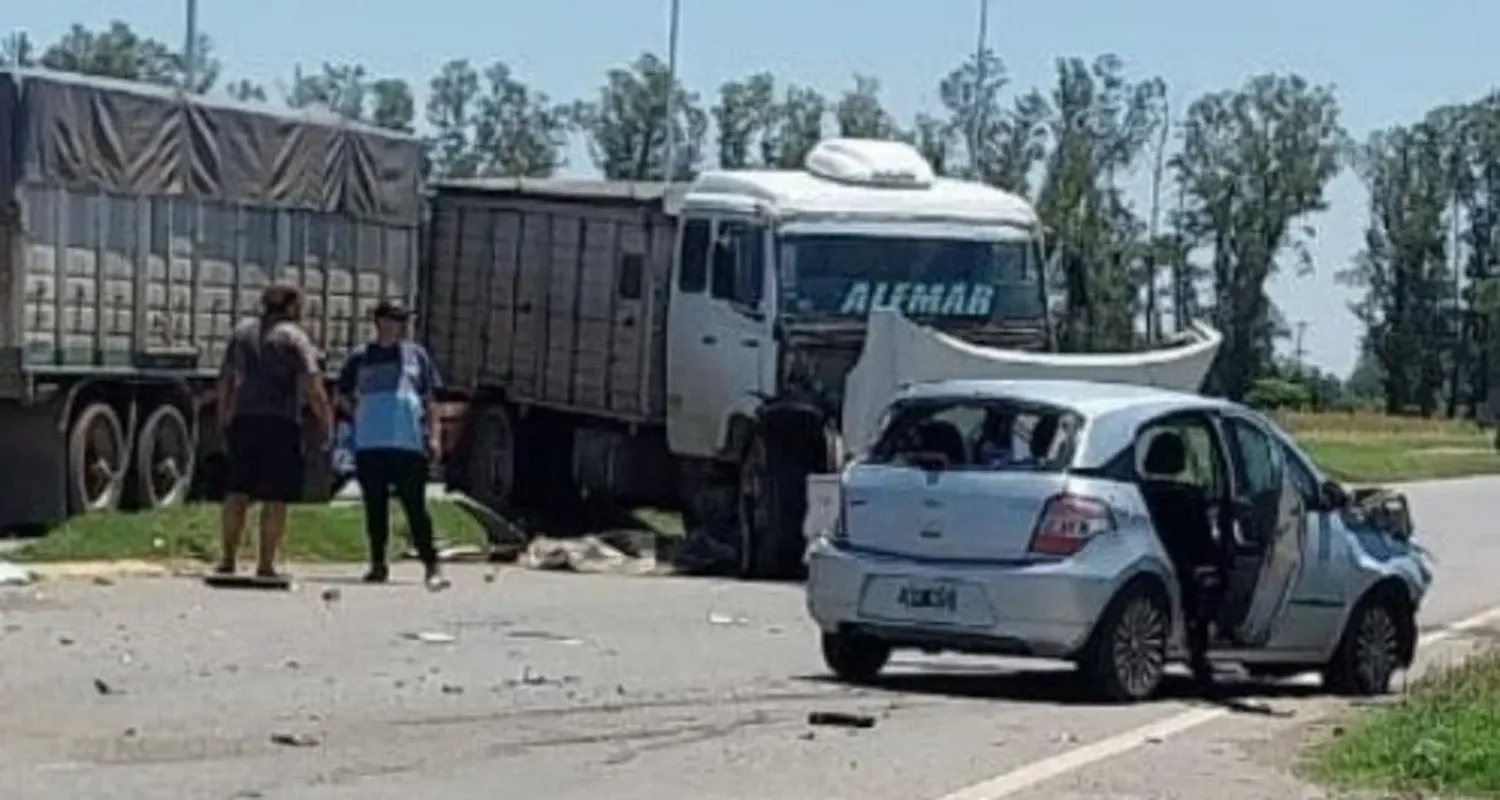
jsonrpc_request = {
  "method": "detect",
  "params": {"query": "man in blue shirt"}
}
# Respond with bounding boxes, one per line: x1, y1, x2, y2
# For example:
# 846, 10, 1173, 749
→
337, 299, 449, 590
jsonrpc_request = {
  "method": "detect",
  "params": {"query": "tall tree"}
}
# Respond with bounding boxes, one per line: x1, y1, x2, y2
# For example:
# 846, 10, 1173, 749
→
760, 85, 828, 169
835, 75, 898, 140
284, 62, 415, 132
575, 53, 706, 181
0, 32, 36, 67
933, 48, 1049, 192
35, 21, 217, 93
225, 78, 267, 103
1173, 73, 1345, 400
1342, 119, 1460, 415
470, 62, 570, 177
712, 73, 778, 169
425, 59, 482, 179
1036, 55, 1168, 352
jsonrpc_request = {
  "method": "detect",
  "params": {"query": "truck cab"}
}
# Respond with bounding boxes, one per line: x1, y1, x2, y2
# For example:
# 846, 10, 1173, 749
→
665, 139, 1050, 578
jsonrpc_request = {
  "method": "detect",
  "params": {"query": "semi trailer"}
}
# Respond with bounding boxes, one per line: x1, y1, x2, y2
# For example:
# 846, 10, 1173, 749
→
0, 67, 424, 528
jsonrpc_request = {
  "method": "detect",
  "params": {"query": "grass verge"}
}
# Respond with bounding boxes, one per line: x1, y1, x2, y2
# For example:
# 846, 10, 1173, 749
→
1310, 649, 1500, 796
10, 501, 487, 564
1277, 410, 1500, 483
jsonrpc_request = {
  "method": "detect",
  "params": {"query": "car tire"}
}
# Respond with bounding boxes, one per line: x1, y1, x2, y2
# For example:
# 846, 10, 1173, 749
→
1078, 581, 1170, 703
1322, 591, 1409, 696
821, 631, 891, 684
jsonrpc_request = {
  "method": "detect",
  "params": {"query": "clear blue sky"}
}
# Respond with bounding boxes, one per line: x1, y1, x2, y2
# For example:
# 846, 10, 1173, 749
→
22, 0, 1500, 376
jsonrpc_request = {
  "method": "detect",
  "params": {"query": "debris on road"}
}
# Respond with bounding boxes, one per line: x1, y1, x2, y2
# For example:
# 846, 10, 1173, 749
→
807, 711, 877, 729
441, 683, 464, 695
320, 588, 341, 605
707, 611, 750, 626
402, 631, 456, 645
93, 678, 117, 695
91, 575, 115, 586
0, 561, 35, 587
524, 535, 650, 574
270, 732, 321, 748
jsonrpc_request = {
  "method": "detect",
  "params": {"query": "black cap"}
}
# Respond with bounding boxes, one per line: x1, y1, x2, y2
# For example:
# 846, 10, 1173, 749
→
372, 298, 414, 321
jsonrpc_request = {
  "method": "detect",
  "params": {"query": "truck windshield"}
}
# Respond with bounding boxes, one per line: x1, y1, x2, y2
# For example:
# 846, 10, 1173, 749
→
777, 233, 1044, 321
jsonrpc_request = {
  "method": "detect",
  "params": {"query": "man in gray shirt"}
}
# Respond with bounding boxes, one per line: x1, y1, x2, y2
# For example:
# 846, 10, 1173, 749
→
215, 283, 333, 579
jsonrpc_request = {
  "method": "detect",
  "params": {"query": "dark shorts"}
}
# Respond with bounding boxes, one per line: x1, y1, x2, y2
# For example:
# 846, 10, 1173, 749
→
226, 416, 305, 502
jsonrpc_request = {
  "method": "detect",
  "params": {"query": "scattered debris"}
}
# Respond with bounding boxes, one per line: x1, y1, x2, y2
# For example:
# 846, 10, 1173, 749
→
1054, 732, 1079, 744
270, 732, 320, 748
123, 727, 138, 738
401, 631, 456, 645
57, 635, 75, 646
441, 683, 464, 695
0, 561, 35, 587
506, 629, 583, 645
799, 731, 816, 741
93, 678, 116, 696
483, 571, 497, 584
284, 659, 301, 670
91, 575, 115, 586
320, 588, 341, 604
524, 536, 652, 574
807, 711, 876, 729
707, 612, 750, 626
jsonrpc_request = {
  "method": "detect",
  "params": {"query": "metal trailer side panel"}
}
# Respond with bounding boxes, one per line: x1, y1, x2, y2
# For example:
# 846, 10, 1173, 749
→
0, 68, 423, 391
12, 187, 416, 380
425, 191, 672, 424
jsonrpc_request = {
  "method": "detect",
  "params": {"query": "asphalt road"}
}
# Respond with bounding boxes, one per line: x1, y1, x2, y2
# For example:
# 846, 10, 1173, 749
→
1, 476, 1498, 800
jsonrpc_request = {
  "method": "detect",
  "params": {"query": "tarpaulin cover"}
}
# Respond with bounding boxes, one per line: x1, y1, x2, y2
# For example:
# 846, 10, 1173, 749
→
0, 68, 421, 224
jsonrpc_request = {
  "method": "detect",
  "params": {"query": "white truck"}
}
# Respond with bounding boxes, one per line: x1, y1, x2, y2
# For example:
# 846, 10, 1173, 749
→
425, 139, 1219, 578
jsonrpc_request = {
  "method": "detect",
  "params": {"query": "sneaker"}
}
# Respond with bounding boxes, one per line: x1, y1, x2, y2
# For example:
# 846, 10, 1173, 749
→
212, 561, 236, 576
363, 564, 390, 584
423, 566, 450, 592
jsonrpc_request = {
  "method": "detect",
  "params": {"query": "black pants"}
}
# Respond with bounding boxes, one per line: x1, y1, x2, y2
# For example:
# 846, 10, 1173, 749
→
355, 448, 437, 568
226, 416, 304, 502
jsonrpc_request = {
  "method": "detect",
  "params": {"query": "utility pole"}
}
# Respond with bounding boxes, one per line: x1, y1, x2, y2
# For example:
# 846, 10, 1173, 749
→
969, 0, 990, 174
183, 0, 199, 92
1293, 321, 1308, 376
662, 0, 682, 184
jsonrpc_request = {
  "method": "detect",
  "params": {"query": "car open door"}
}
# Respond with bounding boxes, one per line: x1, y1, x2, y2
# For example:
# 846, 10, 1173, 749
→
1219, 414, 1309, 647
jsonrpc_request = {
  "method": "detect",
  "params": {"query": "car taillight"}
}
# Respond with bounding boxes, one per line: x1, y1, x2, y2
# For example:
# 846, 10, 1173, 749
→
1029, 494, 1115, 557
831, 487, 849, 540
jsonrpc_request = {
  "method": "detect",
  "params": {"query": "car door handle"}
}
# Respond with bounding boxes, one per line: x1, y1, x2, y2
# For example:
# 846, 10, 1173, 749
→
701, 335, 717, 345
741, 338, 759, 348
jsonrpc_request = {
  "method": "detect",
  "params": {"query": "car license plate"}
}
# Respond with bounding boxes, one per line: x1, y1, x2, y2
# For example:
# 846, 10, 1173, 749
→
897, 583, 957, 613
859, 577, 990, 627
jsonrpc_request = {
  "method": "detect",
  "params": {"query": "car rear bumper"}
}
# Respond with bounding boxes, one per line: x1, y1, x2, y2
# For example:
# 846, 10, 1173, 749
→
805, 538, 1129, 659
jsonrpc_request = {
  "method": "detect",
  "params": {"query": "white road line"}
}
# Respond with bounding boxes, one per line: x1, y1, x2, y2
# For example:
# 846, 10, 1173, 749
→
933, 602, 1500, 800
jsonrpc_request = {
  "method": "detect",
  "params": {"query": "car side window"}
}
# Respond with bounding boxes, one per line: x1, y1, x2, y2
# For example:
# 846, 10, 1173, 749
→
1280, 443, 1317, 506
1135, 418, 1223, 496
1226, 417, 1283, 496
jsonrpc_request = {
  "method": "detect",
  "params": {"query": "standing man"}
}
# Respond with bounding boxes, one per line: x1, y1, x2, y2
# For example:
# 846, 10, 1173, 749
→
216, 282, 332, 579
337, 299, 449, 590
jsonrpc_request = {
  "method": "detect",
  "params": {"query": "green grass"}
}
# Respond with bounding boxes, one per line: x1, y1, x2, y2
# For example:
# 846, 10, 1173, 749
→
11, 500, 487, 564
1311, 649, 1500, 796
1277, 410, 1500, 483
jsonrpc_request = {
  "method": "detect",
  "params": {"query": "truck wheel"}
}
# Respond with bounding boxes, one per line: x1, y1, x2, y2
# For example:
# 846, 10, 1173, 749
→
134, 404, 196, 509
68, 402, 127, 513
467, 405, 517, 515
737, 433, 811, 580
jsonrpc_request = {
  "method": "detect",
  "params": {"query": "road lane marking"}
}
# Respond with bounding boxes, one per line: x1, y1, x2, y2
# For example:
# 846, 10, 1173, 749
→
934, 602, 1500, 800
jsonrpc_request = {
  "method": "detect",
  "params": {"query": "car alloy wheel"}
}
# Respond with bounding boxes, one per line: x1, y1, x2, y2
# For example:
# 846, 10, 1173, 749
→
1353, 602, 1400, 692
1110, 594, 1168, 700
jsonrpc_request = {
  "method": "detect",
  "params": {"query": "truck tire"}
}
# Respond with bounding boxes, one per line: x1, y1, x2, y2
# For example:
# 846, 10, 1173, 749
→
133, 404, 196, 509
737, 432, 811, 580
467, 405, 517, 515
68, 402, 127, 513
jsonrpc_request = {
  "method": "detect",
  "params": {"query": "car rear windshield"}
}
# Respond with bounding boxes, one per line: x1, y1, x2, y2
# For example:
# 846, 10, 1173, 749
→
865, 397, 1083, 472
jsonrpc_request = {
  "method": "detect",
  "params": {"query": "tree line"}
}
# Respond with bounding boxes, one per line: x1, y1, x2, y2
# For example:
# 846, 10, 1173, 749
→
4, 21, 1496, 415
